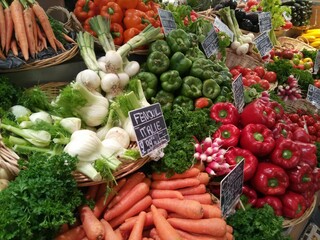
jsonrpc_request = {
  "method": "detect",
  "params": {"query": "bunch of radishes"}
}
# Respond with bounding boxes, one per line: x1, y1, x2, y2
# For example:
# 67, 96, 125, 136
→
277, 75, 302, 101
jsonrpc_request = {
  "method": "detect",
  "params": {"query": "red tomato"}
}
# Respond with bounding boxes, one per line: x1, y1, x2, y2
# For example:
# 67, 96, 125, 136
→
253, 66, 266, 78
243, 78, 256, 87
282, 21, 293, 30
289, 113, 300, 123
305, 115, 316, 126
244, 71, 258, 78
264, 71, 277, 83
313, 122, 320, 131
240, 67, 252, 76
230, 69, 240, 77
258, 79, 270, 90
308, 125, 317, 135
251, 75, 262, 83
232, 65, 243, 71
247, 0, 258, 8
314, 80, 320, 88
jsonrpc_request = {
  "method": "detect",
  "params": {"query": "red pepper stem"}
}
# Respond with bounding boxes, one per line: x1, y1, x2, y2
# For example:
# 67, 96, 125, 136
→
282, 149, 292, 159
108, 7, 114, 15
268, 178, 279, 187
302, 175, 311, 183
253, 132, 264, 142
221, 130, 231, 139
218, 109, 228, 118
235, 156, 244, 163
142, 18, 151, 24
83, 0, 90, 12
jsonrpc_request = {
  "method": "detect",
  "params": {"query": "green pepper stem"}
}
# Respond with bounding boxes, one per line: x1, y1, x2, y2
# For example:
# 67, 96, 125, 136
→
221, 130, 231, 139
253, 132, 264, 142
282, 149, 292, 160
268, 178, 279, 187
218, 109, 228, 119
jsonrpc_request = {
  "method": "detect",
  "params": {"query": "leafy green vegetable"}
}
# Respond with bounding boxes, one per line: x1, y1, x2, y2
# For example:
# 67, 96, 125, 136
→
0, 76, 23, 113
0, 152, 85, 240
266, 59, 293, 85
17, 87, 53, 112
291, 68, 314, 94
227, 205, 290, 240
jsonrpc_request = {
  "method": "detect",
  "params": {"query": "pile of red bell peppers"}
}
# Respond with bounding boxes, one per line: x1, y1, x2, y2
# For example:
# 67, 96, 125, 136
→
198, 94, 320, 219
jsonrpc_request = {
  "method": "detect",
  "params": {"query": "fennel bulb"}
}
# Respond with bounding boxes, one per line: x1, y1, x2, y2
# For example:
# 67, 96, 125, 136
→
59, 117, 82, 134
29, 111, 53, 124
75, 69, 101, 91
10, 105, 31, 122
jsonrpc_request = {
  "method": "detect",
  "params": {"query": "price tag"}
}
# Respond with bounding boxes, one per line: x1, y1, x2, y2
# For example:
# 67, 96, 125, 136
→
201, 25, 219, 58
232, 74, 245, 113
129, 103, 170, 157
313, 50, 320, 74
258, 12, 272, 33
306, 84, 320, 109
220, 160, 244, 217
254, 31, 273, 57
158, 9, 177, 35
213, 17, 234, 42
283, 11, 292, 21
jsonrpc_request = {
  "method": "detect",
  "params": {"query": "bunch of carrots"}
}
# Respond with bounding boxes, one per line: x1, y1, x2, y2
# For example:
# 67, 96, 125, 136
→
0, 0, 72, 61
55, 163, 234, 240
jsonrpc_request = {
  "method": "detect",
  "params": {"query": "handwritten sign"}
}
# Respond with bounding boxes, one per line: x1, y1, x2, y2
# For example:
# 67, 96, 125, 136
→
232, 74, 245, 113
129, 103, 170, 157
254, 31, 273, 57
213, 17, 234, 42
283, 11, 292, 21
158, 9, 177, 35
313, 50, 320, 74
258, 12, 272, 33
220, 160, 244, 217
306, 84, 320, 109
201, 25, 219, 58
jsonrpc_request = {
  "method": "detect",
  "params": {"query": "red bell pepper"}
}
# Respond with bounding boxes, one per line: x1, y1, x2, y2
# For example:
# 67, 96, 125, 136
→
136, 0, 151, 12
295, 141, 317, 168
241, 185, 258, 206
270, 138, 301, 169
251, 162, 289, 195
83, 17, 97, 37
268, 101, 284, 120
313, 168, 320, 192
110, 23, 124, 46
123, 28, 141, 44
301, 185, 315, 209
240, 99, 276, 129
210, 102, 239, 125
123, 9, 150, 31
213, 124, 240, 148
225, 147, 258, 182
255, 196, 283, 216
287, 163, 314, 193
280, 191, 307, 219
292, 127, 311, 143
240, 123, 275, 157
100, 2, 123, 24
272, 123, 293, 140
74, 0, 97, 23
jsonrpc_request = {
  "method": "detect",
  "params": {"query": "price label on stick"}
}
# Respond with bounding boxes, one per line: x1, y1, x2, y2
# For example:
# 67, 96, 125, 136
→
232, 74, 245, 113
158, 9, 177, 35
201, 25, 219, 58
258, 12, 272, 33
254, 31, 273, 57
283, 11, 292, 21
129, 103, 170, 157
213, 17, 234, 42
306, 84, 320, 109
220, 160, 244, 217
313, 50, 320, 74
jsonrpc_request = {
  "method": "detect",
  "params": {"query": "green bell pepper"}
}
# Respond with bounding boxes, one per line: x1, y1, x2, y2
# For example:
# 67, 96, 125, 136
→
169, 52, 192, 76
151, 90, 174, 111
180, 76, 202, 99
160, 70, 182, 93
185, 47, 206, 63
146, 51, 170, 75
149, 39, 171, 57
202, 79, 221, 100
173, 96, 194, 111
188, 33, 199, 47
136, 72, 158, 100
166, 29, 191, 53
189, 58, 219, 80
214, 95, 227, 103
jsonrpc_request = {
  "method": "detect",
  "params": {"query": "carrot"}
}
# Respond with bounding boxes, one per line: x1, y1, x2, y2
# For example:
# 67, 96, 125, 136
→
226, 232, 233, 240
197, 172, 210, 185
54, 37, 66, 51
149, 228, 161, 240
10, 0, 29, 60
152, 198, 204, 219
151, 177, 201, 190
0, 3, 6, 50
193, 161, 206, 172
30, 1, 57, 51
29, 6, 37, 52
54, 226, 86, 240
23, 7, 36, 58
151, 205, 183, 240
2, 0, 13, 54
100, 219, 119, 240
59, 223, 70, 234
151, 168, 200, 181
114, 228, 124, 240
80, 205, 105, 240
177, 184, 207, 196
108, 172, 146, 209
128, 211, 147, 240
149, 189, 184, 200
183, 193, 213, 205
201, 204, 222, 218
62, 32, 76, 43
143, 177, 152, 187
175, 229, 226, 240
10, 39, 18, 56
167, 218, 227, 237
226, 225, 233, 234
35, 15, 47, 50
109, 195, 152, 228
0, 48, 5, 60
85, 185, 99, 200
119, 209, 168, 232
95, 182, 109, 201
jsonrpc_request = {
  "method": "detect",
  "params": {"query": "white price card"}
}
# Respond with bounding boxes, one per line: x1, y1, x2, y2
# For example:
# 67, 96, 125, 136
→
201, 25, 219, 58
254, 31, 273, 57
213, 17, 234, 42
258, 12, 272, 33
283, 11, 292, 21
158, 9, 177, 35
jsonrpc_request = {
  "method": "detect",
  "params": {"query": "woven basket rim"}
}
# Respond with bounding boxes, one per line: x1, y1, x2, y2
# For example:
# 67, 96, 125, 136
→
278, 36, 316, 51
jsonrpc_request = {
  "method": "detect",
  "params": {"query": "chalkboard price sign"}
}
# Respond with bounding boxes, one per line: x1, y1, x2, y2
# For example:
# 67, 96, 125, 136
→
232, 74, 245, 113
258, 12, 272, 33
129, 103, 170, 157
306, 84, 320, 109
213, 17, 234, 42
220, 159, 244, 217
158, 9, 177, 35
254, 31, 273, 57
201, 25, 219, 58
313, 50, 320, 74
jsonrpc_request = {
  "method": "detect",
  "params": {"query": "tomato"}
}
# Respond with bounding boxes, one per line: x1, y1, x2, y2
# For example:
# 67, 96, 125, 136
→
305, 115, 316, 126
282, 21, 293, 30
251, 75, 262, 83
258, 79, 270, 90
263, 71, 277, 83
195, 97, 213, 109
253, 66, 266, 78
232, 65, 243, 72
244, 71, 258, 78
307, 125, 317, 136
243, 78, 256, 87
314, 80, 320, 88
247, 0, 258, 8
289, 113, 300, 123
313, 122, 320, 131
240, 67, 252, 76
230, 69, 240, 77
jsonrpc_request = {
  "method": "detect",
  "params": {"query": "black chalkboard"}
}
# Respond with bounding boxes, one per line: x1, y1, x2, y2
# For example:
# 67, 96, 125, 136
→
129, 103, 169, 157
232, 74, 245, 113
158, 9, 177, 35
254, 31, 273, 57
201, 25, 219, 58
258, 12, 272, 33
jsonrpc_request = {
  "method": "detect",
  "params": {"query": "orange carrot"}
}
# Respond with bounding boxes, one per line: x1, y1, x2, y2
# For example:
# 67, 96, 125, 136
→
152, 198, 204, 219
0, 48, 5, 60
104, 181, 150, 221
54, 37, 66, 51
30, 1, 57, 51
175, 229, 226, 240
81, 238, 88, 240
143, 177, 152, 187
151, 168, 200, 181
10, 0, 29, 60
183, 193, 213, 205
29, 7, 37, 52
23, 7, 36, 58
114, 228, 124, 240
197, 172, 210, 185
100, 219, 119, 240
177, 184, 207, 196
62, 32, 76, 43
10, 39, 18, 56
54, 226, 86, 240
109, 195, 152, 228
226, 232, 233, 240
36, 16, 47, 50
3, 1, 13, 54
119, 209, 168, 232
193, 161, 206, 172
128, 211, 147, 240
0, 3, 6, 50
80, 205, 105, 240
226, 225, 233, 234
149, 189, 184, 200
167, 218, 227, 237
85, 185, 100, 200
59, 223, 70, 234
201, 204, 222, 218
149, 228, 161, 240
95, 182, 109, 201
151, 205, 183, 240
108, 172, 146, 209
151, 178, 201, 190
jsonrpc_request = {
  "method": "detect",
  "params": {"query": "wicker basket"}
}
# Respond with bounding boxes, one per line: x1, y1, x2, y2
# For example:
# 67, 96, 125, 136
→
196, 8, 217, 23
284, 99, 318, 115
225, 48, 264, 69
0, 137, 20, 178
278, 36, 316, 52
